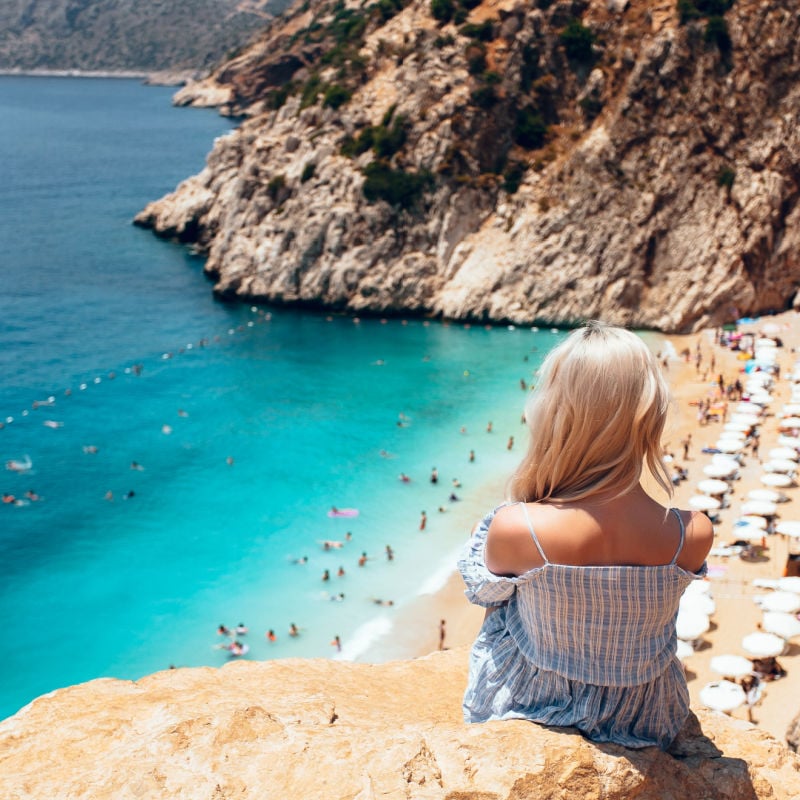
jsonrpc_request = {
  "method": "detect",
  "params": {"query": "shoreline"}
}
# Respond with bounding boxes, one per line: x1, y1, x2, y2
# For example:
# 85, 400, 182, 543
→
0, 69, 199, 86
390, 316, 800, 746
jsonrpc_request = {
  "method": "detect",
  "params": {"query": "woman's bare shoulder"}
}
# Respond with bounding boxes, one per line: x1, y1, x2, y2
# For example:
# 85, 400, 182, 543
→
676, 508, 714, 572
486, 503, 545, 575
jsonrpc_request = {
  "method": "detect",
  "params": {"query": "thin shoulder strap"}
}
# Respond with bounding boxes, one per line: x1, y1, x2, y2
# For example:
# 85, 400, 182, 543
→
518, 501, 550, 564
669, 508, 686, 565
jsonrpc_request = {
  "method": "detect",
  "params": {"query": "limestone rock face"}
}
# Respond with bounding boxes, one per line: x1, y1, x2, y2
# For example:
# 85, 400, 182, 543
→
1, 649, 798, 799
135, 0, 800, 332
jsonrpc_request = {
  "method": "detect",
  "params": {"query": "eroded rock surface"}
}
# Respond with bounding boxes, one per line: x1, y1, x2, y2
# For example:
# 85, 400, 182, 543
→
1, 649, 799, 799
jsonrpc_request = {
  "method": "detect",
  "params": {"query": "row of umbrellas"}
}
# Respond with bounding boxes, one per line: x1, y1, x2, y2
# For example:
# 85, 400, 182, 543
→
689, 339, 798, 714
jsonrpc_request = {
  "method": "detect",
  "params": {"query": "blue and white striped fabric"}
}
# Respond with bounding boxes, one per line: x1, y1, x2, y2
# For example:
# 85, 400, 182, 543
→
458, 503, 708, 749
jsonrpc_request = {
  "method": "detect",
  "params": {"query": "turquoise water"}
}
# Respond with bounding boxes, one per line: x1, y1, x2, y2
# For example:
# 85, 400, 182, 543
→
0, 76, 564, 720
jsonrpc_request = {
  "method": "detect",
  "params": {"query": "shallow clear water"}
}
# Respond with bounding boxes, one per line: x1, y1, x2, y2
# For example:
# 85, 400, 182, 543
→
0, 76, 564, 720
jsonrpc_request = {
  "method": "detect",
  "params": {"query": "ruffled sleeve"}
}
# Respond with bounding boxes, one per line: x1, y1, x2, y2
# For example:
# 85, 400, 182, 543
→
458, 505, 520, 607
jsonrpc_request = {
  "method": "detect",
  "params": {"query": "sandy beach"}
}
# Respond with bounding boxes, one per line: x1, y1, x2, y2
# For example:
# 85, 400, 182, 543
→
411, 314, 800, 747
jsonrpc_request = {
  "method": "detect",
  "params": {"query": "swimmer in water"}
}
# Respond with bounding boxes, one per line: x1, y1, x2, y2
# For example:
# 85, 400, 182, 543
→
266, 629, 277, 642
399, 473, 411, 483
292, 555, 309, 565
235, 623, 248, 636
289, 623, 300, 637
331, 635, 342, 652
385, 544, 394, 561
83, 445, 98, 455
218, 624, 232, 637
358, 552, 368, 567
130, 461, 144, 471
372, 598, 395, 606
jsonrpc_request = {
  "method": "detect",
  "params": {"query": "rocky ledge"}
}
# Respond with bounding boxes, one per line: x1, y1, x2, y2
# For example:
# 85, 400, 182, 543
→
1, 648, 798, 799
135, 0, 800, 332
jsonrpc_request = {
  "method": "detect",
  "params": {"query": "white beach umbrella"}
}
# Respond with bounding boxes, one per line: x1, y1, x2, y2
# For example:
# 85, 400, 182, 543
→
767, 447, 799, 461
740, 500, 778, 517
775, 520, 800, 537
688, 495, 721, 512
777, 435, 800, 448
735, 403, 763, 415
723, 421, 752, 434
742, 631, 787, 658
683, 580, 712, 596
676, 609, 710, 641
760, 473, 794, 488
747, 488, 786, 503
762, 460, 797, 475
680, 592, 716, 616
777, 576, 800, 593
698, 479, 730, 496
761, 322, 781, 335
676, 639, 695, 661
705, 463, 738, 479
699, 681, 746, 713
736, 515, 768, 530
782, 404, 800, 416
761, 612, 800, 640
728, 525, 766, 542
779, 417, 800, 430
709, 655, 754, 679
759, 591, 800, 614
716, 439, 745, 454
755, 337, 778, 347
748, 394, 773, 406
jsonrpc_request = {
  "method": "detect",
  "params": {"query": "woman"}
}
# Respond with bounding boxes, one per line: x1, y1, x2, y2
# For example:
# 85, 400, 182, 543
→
458, 322, 713, 749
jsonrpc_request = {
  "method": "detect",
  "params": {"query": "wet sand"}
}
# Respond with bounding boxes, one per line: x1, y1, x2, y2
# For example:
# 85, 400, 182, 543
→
407, 313, 800, 746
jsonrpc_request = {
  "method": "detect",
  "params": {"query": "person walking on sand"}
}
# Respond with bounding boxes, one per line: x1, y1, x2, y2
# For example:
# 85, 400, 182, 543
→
459, 322, 712, 750
439, 619, 446, 650
681, 433, 692, 461
331, 635, 342, 652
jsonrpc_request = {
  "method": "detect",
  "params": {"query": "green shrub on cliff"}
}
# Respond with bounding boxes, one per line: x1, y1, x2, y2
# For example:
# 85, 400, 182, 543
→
431, 0, 454, 23
559, 19, 595, 64
323, 84, 351, 109
362, 162, 433, 209
514, 106, 548, 149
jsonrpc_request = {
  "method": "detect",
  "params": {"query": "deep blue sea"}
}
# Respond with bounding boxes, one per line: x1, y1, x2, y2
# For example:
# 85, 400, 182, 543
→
0, 76, 564, 721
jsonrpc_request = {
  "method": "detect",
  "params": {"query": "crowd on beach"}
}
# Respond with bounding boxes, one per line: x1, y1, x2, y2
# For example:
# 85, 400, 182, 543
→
659, 319, 800, 738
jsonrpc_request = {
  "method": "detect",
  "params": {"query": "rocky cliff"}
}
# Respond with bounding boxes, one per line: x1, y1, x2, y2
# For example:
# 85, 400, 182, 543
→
1, 648, 799, 799
0, 0, 293, 73
134, 0, 800, 332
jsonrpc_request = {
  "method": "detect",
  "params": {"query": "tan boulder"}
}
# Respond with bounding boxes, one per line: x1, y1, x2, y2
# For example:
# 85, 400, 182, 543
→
1, 648, 798, 799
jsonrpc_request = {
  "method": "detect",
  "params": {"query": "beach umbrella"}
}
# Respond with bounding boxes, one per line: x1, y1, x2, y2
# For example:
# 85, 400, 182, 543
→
683, 580, 712, 596
698, 479, 730, 496
728, 524, 766, 542
699, 681, 746, 713
740, 500, 778, 517
762, 459, 797, 474
723, 421, 752, 434
759, 591, 800, 614
781, 404, 800, 416
767, 447, 799, 461
761, 612, 800, 640
779, 417, 800, 430
676, 639, 694, 661
742, 631, 786, 658
755, 337, 778, 347
715, 439, 745, 453
748, 394, 772, 405
710, 655, 754, 679
680, 592, 715, 616
747, 489, 785, 503
760, 473, 794, 488
676, 609, 710, 641
761, 322, 781, 335
736, 515, 768, 530
705, 463, 738, 479
688, 495, 721, 512
778, 576, 800, 593
775, 520, 800, 537
735, 403, 763, 415
778, 435, 800, 448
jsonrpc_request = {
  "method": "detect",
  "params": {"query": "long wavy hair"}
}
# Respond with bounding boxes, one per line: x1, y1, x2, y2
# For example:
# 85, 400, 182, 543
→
509, 321, 673, 503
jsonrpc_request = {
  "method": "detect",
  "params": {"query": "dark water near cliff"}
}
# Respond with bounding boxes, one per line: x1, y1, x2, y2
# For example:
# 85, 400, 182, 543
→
0, 76, 556, 721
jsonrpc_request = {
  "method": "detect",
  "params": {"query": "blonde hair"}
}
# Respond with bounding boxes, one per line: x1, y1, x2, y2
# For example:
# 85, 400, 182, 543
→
509, 321, 673, 503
